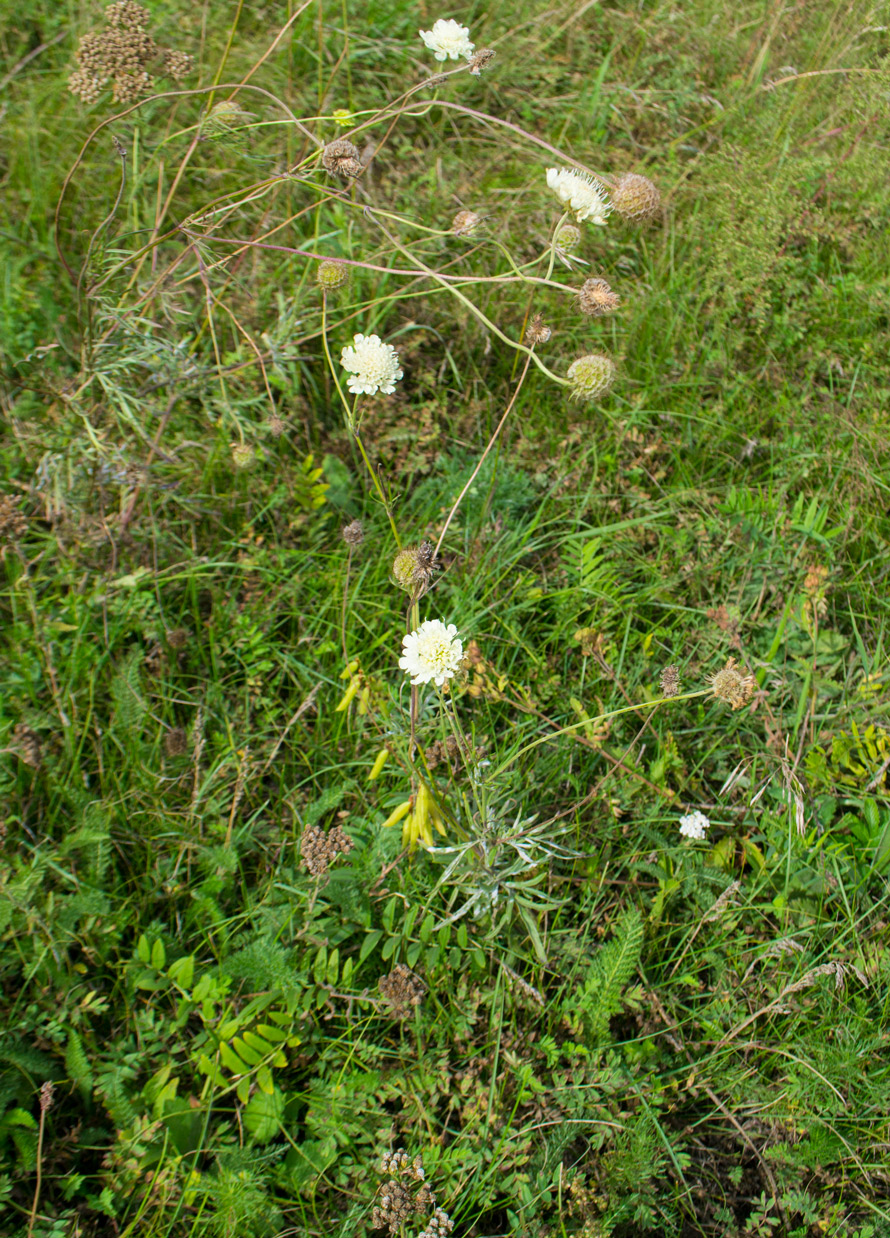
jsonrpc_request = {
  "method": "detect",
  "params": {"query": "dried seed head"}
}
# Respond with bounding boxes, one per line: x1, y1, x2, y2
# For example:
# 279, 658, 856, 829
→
316, 259, 350, 290
419, 1208, 454, 1238
611, 172, 661, 223
342, 519, 365, 548
372, 1178, 414, 1234
300, 824, 353, 876
106, 1, 150, 28
468, 47, 495, 75
163, 48, 192, 80
12, 724, 41, 769
0, 496, 27, 542
164, 727, 189, 757
708, 657, 756, 710
322, 138, 363, 178
378, 963, 426, 1019
166, 627, 190, 649
578, 277, 620, 317
555, 222, 582, 251
525, 313, 551, 346
392, 541, 438, 598
230, 442, 257, 470
40, 1082, 55, 1113
566, 353, 616, 401
660, 665, 680, 697
452, 209, 482, 236
267, 414, 286, 438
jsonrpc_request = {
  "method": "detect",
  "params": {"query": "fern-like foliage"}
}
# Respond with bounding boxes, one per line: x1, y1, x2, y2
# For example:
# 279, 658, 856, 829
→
565, 908, 644, 1047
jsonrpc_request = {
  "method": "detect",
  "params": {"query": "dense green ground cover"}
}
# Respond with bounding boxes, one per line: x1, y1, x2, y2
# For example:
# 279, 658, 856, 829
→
2, 1, 890, 1235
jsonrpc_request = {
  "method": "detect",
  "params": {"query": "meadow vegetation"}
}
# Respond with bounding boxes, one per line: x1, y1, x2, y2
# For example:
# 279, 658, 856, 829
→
1, 1, 890, 1235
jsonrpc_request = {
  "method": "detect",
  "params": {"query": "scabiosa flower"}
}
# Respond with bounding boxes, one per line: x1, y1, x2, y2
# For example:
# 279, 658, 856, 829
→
399, 620, 463, 687
546, 168, 611, 224
419, 18, 474, 61
678, 810, 710, 840
340, 333, 403, 395
566, 353, 616, 401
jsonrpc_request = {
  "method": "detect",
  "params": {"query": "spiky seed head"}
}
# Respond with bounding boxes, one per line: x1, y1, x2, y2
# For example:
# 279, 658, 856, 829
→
316, 259, 350, 289
555, 222, 582, 251
267, 415, 286, 437
468, 48, 495, 75
525, 313, 551, 346
342, 519, 365, 548
230, 442, 256, 469
452, 209, 482, 236
611, 173, 661, 223
578, 277, 620, 317
322, 138, 363, 178
708, 657, 756, 709
567, 353, 616, 401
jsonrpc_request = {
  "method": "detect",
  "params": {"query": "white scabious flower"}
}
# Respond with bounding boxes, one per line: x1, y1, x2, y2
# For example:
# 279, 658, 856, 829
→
399, 620, 463, 687
340, 333, 403, 395
678, 810, 711, 841
545, 167, 611, 225
419, 18, 474, 62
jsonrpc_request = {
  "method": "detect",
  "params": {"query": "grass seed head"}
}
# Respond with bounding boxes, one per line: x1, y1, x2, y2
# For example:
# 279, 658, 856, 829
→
578, 277, 620, 317
567, 353, 616, 401
611, 172, 661, 223
708, 657, 756, 709
322, 138, 363, 178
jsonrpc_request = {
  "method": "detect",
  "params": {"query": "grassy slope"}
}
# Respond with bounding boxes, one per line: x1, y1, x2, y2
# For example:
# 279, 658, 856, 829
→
1, 1, 889, 1236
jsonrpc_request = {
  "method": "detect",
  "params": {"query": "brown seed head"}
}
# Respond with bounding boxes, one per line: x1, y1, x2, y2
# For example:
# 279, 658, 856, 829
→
452, 209, 482, 236
105, 1, 150, 29
342, 519, 365, 548
164, 727, 189, 757
166, 627, 190, 650
300, 824, 353, 877
378, 963, 426, 1019
578, 277, 620, 317
12, 724, 42, 769
40, 1082, 55, 1113
660, 665, 680, 697
0, 496, 27, 542
525, 313, 551, 346
611, 173, 661, 223
163, 48, 192, 80
468, 48, 495, 75
322, 138, 363, 178
708, 657, 756, 710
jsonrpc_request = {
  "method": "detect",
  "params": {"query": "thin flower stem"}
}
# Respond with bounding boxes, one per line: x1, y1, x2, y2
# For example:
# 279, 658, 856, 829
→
434, 350, 534, 559
364, 209, 570, 387
490, 690, 711, 781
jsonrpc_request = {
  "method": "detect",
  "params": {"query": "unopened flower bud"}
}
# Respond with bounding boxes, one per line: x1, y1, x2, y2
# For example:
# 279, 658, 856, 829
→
555, 222, 582, 251
316, 260, 350, 290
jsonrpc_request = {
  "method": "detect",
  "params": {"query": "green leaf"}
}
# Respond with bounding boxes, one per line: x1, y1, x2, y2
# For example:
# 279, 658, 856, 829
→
243, 1087, 285, 1143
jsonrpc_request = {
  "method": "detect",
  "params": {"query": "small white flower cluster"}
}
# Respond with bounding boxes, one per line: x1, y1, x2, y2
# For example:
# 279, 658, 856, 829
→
419, 18, 474, 62
678, 810, 711, 841
546, 167, 611, 225
340, 333, 403, 395
400, 620, 463, 687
